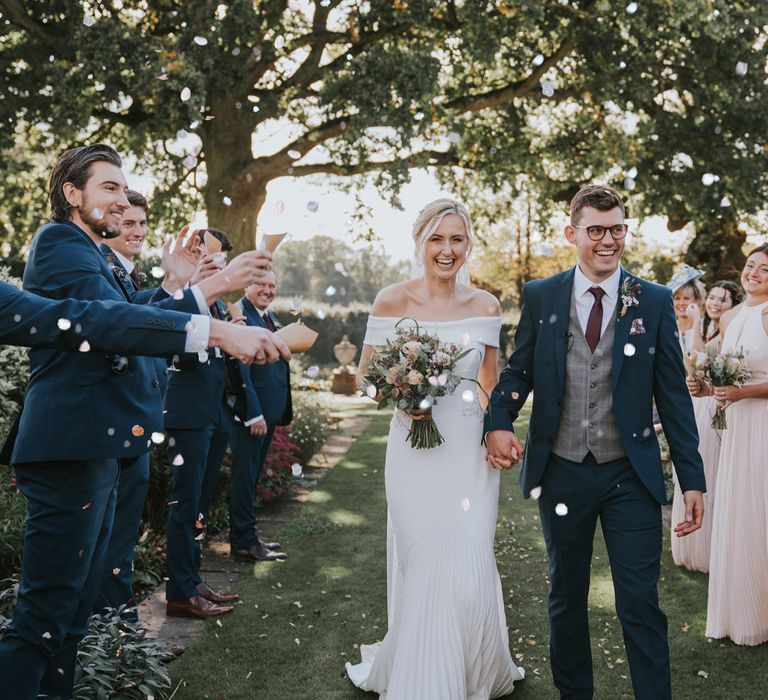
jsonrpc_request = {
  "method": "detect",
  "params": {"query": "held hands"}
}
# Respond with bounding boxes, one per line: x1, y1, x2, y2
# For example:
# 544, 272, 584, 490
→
250, 417, 268, 437
674, 490, 705, 537
485, 430, 523, 471
209, 319, 291, 365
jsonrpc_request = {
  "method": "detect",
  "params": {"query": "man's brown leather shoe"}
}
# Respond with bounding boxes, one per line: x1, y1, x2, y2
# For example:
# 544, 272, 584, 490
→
166, 595, 233, 618
195, 581, 239, 604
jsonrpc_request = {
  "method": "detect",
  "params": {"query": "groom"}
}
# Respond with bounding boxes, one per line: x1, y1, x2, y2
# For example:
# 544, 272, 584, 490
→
485, 184, 705, 700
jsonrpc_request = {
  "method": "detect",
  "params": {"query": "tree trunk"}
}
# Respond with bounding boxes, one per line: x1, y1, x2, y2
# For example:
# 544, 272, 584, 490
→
685, 214, 746, 280
201, 97, 271, 253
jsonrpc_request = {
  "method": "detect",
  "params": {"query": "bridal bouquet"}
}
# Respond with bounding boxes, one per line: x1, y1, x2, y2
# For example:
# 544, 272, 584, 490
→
687, 347, 751, 429
363, 319, 472, 449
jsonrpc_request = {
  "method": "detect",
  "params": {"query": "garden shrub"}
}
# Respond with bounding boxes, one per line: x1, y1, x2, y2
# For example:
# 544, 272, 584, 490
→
256, 426, 301, 505
0, 478, 25, 580
289, 390, 333, 467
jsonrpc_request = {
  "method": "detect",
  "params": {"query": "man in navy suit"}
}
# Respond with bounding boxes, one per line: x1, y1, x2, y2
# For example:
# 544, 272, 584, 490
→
0, 144, 288, 700
164, 228, 245, 619
227, 270, 292, 562
485, 185, 705, 700
96, 189, 162, 619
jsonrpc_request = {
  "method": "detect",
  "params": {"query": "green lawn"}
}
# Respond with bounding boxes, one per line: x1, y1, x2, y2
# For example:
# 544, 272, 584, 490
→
170, 402, 767, 699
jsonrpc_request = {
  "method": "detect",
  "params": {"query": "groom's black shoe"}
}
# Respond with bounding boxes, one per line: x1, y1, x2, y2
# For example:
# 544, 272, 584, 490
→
259, 539, 281, 550
231, 543, 287, 561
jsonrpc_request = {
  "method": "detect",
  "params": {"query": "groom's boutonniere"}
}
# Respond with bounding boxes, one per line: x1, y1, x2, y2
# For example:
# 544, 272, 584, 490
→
620, 276, 641, 317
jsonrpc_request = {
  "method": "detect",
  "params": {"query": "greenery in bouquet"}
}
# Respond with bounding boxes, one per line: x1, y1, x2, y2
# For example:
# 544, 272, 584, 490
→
688, 347, 751, 429
363, 319, 473, 449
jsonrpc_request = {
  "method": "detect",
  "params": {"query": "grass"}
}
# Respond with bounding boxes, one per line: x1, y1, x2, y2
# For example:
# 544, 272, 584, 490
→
170, 400, 767, 699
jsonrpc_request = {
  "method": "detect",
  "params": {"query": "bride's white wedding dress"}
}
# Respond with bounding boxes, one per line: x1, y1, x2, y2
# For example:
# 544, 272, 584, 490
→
346, 315, 524, 699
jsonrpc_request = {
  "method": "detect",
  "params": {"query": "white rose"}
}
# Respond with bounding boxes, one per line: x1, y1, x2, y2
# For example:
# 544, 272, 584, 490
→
407, 370, 423, 385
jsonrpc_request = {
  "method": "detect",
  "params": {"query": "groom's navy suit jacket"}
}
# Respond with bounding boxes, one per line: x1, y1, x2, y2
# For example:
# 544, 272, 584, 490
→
8, 220, 199, 465
485, 266, 705, 505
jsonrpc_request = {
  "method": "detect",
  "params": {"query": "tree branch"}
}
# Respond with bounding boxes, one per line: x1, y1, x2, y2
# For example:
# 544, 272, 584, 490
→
284, 149, 460, 178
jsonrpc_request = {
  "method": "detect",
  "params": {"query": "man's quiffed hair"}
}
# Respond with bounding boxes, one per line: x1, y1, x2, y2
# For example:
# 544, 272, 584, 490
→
48, 144, 122, 222
125, 189, 149, 212
197, 227, 234, 252
570, 184, 627, 223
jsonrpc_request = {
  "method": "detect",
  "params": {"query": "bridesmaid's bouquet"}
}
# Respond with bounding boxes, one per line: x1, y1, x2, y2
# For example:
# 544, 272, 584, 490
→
687, 347, 751, 429
363, 318, 472, 449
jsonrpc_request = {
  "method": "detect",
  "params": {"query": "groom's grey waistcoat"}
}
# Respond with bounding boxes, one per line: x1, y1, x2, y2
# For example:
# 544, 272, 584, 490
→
551, 292, 626, 463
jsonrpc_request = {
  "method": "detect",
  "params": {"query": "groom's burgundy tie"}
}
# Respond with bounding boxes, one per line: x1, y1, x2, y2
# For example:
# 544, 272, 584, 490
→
585, 286, 606, 353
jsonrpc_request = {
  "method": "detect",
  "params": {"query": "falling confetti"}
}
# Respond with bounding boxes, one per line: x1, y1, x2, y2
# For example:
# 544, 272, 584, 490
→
193, 36, 208, 46
173, 289, 185, 300
180, 87, 192, 102
151, 266, 164, 279
530, 486, 543, 500
548, 314, 557, 324
82, 502, 93, 510
287, 149, 302, 160
720, 196, 731, 207
325, 285, 336, 296
306, 366, 320, 379
107, 428, 115, 436
42, 631, 52, 639
734, 61, 748, 76
79, 340, 91, 352
306, 201, 319, 213
366, 385, 377, 399
555, 503, 568, 516
57, 318, 72, 330
540, 80, 555, 97
532, 54, 544, 66
461, 390, 474, 402
447, 131, 461, 143
275, 200, 285, 215
291, 463, 303, 477
183, 154, 198, 169
460, 498, 471, 512
623, 343, 636, 357
82, 15, 95, 27
172, 454, 184, 466
112, 567, 121, 575
151, 432, 165, 444
626, 2, 638, 13
13, 314, 21, 322
223, 196, 233, 206
701, 173, 718, 186
419, 397, 433, 409
334, 262, 348, 276
91, 208, 104, 220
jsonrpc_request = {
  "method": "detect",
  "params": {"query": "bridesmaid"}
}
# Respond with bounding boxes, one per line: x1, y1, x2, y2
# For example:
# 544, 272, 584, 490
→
691, 244, 768, 645
673, 281, 741, 572
668, 264, 706, 354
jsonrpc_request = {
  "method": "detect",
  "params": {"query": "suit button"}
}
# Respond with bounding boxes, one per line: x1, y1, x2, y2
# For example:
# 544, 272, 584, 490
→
589, 403, 595, 409
590, 363, 597, 370
152, 379, 160, 388
546, 436, 553, 444
590, 382, 596, 389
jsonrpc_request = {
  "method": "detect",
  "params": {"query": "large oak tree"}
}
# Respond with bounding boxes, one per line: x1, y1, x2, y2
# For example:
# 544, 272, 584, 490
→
1, 0, 766, 276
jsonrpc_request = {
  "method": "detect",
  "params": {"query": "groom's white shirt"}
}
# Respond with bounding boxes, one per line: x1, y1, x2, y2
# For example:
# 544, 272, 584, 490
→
573, 264, 621, 337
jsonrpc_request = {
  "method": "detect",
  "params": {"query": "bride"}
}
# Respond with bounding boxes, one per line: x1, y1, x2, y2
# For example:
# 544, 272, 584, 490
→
346, 199, 525, 699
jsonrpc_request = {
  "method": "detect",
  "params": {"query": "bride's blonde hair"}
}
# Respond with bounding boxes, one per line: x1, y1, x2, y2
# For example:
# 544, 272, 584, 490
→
412, 198, 474, 264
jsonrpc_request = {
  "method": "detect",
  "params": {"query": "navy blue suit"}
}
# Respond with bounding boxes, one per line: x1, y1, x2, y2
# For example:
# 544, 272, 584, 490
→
164, 300, 234, 602
0, 220, 199, 700
228, 299, 291, 550
486, 267, 704, 700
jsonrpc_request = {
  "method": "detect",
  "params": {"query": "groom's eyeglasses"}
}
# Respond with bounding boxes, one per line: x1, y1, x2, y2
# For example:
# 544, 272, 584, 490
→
571, 224, 628, 241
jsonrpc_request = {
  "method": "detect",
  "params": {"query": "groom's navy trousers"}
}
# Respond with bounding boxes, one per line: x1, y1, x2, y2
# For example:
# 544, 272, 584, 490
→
538, 453, 667, 700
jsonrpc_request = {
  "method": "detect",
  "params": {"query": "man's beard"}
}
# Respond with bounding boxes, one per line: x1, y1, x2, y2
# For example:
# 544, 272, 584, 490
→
79, 202, 121, 239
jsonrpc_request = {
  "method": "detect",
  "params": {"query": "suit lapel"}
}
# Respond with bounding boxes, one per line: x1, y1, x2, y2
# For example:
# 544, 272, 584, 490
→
612, 268, 638, 392
553, 267, 576, 391
243, 298, 267, 329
